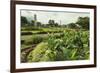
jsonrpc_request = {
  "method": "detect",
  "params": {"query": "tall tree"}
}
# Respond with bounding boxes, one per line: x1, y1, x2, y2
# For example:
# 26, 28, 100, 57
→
76, 17, 89, 30
48, 19, 59, 27
21, 16, 28, 26
48, 20, 55, 27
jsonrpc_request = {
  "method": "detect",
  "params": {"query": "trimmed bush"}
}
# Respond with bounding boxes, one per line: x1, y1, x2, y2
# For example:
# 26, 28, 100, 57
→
32, 36, 44, 44
21, 27, 43, 31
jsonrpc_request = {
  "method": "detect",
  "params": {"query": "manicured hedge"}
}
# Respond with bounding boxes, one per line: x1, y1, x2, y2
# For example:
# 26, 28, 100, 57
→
21, 31, 33, 35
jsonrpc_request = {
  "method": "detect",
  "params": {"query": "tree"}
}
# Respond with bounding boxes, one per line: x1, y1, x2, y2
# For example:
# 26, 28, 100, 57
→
31, 20, 42, 27
54, 23, 58, 27
21, 16, 28, 26
48, 20, 55, 27
48, 20, 59, 27
37, 22, 42, 26
31, 20, 35, 26
76, 17, 89, 30
67, 23, 77, 29
48, 20, 55, 24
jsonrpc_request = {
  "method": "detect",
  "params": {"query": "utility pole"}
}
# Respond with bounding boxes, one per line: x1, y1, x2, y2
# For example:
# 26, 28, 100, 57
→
60, 20, 61, 25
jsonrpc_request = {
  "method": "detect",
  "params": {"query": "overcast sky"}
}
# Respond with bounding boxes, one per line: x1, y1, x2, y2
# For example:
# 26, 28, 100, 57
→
21, 10, 90, 25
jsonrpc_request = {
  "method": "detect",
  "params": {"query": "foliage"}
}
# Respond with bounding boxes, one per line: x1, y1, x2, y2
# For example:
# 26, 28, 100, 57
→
27, 42, 49, 62
21, 27, 43, 31
22, 36, 44, 45
32, 36, 44, 44
67, 23, 81, 29
21, 16, 89, 29
21, 15, 90, 62
21, 16, 28, 26
76, 17, 89, 30
31, 20, 42, 27
27, 30, 89, 62
48, 19, 58, 27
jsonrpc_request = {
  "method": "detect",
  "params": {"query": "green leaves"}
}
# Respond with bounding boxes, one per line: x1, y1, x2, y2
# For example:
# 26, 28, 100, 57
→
27, 30, 89, 62
71, 49, 78, 59
27, 42, 48, 62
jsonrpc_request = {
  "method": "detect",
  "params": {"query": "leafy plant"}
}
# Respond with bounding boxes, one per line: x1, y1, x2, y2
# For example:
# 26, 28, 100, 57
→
27, 29, 89, 62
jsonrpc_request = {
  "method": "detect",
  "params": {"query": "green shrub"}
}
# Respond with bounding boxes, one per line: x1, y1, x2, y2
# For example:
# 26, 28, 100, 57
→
21, 27, 43, 31
32, 36, 44, 44
23, 36, 44, 45
24, 39, 33, 45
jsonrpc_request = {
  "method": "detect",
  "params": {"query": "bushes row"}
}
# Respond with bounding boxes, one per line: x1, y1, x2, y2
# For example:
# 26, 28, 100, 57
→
36, 30, 62, 34
21, 31, 33, 35
21, 30, 63, 35
21, 27, 43, 31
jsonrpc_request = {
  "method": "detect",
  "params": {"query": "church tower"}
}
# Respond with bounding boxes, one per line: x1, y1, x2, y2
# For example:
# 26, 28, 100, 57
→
34, 14, 37, 26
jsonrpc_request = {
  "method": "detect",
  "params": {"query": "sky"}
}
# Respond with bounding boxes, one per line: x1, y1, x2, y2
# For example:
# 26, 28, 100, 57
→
21, 10, 90, 25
